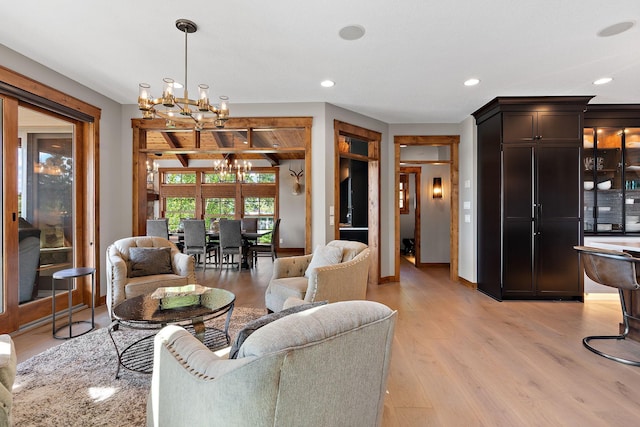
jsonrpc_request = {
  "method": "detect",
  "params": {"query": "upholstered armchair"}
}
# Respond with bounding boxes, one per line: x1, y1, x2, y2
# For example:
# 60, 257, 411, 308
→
147, 300, 396, 427
265, 240, 370, 313
106, 236, 196, 317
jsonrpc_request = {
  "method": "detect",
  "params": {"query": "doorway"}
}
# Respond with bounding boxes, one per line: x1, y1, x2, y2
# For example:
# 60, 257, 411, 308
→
394, 135, 459, 282
334, 121, 381, 286
399, 167, 421, 266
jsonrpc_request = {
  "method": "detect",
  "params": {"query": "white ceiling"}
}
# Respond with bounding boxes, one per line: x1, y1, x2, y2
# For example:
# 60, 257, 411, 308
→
2, 1, 640, 124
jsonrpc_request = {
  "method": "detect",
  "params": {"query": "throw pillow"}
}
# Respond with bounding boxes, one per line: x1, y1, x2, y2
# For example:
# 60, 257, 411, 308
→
304, 245, 343, 278
128, 247, 173, 278
228, 301, 328, 359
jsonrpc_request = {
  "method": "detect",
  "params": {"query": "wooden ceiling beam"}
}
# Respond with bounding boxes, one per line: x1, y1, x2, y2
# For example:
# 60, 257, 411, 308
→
161, 132, 189, 167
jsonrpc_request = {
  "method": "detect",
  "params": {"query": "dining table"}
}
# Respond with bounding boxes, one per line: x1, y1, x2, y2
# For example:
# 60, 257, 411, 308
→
170, 230, 271, 268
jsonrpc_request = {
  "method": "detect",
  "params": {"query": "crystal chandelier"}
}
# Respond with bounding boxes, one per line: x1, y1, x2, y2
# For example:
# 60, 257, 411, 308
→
137, 19, 230, 131
214, 155, 252, 181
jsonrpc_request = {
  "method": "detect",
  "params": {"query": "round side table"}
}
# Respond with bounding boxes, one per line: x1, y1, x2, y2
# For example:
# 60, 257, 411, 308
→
52, 267, 95, 339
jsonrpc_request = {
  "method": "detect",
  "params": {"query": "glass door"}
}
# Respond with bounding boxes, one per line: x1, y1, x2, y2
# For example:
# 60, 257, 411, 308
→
18, 107, 75, 307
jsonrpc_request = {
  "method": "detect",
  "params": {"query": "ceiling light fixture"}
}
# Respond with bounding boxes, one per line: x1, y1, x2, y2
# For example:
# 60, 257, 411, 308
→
321, 80, 335, 88
597, 21, 635, 37
214, 154, 252, 180
464, 78, 480, 86
593, 77, 613, 85
339, 25, 366, 41
138, 19, 230, 131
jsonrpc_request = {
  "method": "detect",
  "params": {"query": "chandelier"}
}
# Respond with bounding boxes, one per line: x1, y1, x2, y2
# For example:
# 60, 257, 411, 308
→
137, 19, 230, 131
214, 155, 252, 181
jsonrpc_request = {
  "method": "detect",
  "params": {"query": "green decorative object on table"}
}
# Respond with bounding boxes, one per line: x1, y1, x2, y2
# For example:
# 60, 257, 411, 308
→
151, 284, 210, 310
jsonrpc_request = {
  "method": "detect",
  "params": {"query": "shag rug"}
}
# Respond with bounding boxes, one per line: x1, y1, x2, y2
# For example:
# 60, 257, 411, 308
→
12, 307, 266, 427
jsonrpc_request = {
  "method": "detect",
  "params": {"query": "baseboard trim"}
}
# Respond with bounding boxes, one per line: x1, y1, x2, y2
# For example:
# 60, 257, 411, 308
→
584, 292, 619, 301
457, 276, 477, 290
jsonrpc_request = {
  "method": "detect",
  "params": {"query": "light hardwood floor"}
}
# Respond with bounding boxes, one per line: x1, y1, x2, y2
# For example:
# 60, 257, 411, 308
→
12, 257, 640, 426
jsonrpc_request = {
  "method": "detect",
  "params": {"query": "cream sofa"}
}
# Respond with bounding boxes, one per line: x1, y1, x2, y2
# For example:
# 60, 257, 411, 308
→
147, 300, 396, 427
0, 335, 16, 427
106, 236, 196, 317
265, 240, 370, 313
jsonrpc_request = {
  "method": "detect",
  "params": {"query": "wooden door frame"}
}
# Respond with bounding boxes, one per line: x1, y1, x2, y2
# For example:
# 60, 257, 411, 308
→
394, 135, 459, 282
0, 65, 100, 334
399, 167, 422, 266
131, 117, 313, 254
333, 120, 381, 286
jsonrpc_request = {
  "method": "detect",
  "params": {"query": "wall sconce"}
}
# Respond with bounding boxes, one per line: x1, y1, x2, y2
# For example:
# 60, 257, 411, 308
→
432, 177, 443, 199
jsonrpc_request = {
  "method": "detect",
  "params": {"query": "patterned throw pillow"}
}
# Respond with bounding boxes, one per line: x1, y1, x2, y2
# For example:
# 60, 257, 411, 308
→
128, 247, 173, 278
304, 245, 343, 278
228, 301, 328, 359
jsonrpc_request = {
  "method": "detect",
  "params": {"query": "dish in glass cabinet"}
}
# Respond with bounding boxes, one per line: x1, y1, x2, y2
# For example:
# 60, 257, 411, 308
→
598, 206, 611, 212
627, 165, 640, 171
597, 223, 613, 231
584, 181, 594, 190
597, 180, 612, 190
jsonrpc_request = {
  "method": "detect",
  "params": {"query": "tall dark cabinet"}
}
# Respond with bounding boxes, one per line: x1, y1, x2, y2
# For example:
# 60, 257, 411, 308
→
473, 96, 593, 300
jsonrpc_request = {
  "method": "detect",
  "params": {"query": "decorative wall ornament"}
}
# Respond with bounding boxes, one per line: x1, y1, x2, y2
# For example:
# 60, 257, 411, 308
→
290, 165, 304, 195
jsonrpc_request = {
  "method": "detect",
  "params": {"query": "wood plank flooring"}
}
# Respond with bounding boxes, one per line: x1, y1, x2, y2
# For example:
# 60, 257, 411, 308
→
11, 257, 640, 426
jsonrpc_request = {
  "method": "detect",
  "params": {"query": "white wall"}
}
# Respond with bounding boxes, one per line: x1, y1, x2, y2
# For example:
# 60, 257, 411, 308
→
277, 160, 305, 248
458, 116, 477, 282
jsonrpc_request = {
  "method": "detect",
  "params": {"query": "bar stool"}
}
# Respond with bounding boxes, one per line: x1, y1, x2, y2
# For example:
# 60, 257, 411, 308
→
52, 267, 96, 339
574, 246, 640, 366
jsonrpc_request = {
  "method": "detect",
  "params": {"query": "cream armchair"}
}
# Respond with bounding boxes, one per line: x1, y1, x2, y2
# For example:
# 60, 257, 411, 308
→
147, 300, 396, 427
106, 236, 196, 317
0, 334, 17, 427
265, 240, 370, 312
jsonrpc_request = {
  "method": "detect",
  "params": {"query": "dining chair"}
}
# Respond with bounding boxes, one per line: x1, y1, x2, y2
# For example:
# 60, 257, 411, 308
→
574, 245, 640, 366
183, 220, 218, 270
146, 219, 169, 239
219, 219, 243, 269
241, 217, 258, 233
249, 218, 280, 264
148, 218, 184, 252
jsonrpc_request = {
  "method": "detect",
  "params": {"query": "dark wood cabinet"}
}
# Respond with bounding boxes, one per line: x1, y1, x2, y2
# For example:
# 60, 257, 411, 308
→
473, 96, 593, 300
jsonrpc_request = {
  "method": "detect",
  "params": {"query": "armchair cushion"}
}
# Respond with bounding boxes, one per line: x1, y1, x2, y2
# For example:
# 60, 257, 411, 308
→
229, 301, 327, 359
128, 247, 174, 278
0, 334, 17, 427
304, 245, 343, 278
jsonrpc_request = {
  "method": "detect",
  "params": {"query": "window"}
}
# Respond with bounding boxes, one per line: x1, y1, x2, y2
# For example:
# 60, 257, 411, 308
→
204, 172, 236, 184
158, 167, 278, 232
164, 172, 196, 184
204, 197, 235, 226
165, 197, 196, 231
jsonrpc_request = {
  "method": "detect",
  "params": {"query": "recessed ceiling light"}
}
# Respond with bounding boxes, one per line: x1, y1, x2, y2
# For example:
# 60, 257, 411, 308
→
593, 77, 613, 85
464, 78, 480, 86
321, 80, 335, 88
400, 144, 407, 148
339, 25, 366, 41
597, 21, 635, 37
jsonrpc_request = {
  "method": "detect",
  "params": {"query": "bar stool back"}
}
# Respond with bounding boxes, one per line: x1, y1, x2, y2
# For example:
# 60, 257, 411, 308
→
574, 245, 640, 366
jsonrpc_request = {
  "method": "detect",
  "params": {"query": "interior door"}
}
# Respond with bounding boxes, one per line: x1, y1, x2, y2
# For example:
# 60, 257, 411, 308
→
502, 145, 535, 295
536, 145, 582, 295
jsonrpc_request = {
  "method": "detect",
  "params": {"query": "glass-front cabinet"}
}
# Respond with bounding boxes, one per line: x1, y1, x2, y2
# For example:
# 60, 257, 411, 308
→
584, 127, 640, 234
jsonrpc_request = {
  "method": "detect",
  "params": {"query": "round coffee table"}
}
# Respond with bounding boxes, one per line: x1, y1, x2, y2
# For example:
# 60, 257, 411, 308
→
108, 287, 235, 378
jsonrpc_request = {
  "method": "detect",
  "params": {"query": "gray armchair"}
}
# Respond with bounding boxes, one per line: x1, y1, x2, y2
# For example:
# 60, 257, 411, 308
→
18, 219, 41, 304
106, 236, 196, 317
265, 240, 370, 313
147, 300, 396, 427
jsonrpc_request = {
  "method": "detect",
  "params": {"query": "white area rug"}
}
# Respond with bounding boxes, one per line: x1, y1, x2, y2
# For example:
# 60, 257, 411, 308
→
12, 307, 265, 427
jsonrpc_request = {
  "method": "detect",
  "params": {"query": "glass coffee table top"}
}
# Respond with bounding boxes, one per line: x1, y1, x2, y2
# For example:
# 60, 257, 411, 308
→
113, 287, 235, 324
